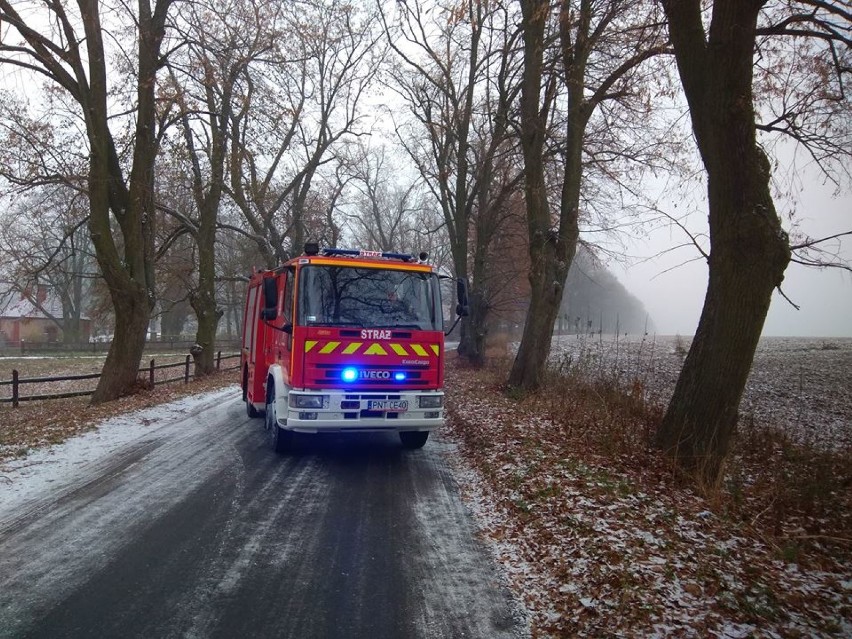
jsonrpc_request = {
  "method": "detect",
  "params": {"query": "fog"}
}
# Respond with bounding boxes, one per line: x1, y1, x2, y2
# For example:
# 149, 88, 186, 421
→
612, 173, 851, 338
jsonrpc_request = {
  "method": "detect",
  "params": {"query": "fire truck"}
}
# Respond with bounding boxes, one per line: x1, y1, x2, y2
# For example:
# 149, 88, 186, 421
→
241, 243, 468, 452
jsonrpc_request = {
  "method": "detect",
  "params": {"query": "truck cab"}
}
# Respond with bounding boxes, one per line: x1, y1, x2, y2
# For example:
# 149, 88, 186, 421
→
241, 245, 467, 452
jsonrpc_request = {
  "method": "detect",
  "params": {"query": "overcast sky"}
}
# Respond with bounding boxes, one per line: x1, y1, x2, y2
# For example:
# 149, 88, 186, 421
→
613, 171, 851, 338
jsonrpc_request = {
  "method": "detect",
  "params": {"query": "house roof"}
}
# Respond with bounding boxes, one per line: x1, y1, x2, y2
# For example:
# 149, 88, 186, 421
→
0, 290, 88, 321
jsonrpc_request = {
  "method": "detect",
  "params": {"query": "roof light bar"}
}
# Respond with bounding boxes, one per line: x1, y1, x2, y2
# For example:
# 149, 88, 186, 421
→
320, 247, 416, 263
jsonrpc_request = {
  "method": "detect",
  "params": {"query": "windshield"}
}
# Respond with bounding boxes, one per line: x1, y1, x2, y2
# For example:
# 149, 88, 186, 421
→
298, 265, 441, 331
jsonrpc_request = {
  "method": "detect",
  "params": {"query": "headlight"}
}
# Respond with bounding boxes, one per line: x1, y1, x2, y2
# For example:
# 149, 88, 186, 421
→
289, 394, 325, 409
418, 395, 443, 409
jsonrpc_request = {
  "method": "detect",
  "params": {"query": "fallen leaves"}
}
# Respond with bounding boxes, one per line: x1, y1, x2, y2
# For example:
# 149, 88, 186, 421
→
442, 354, 851, 638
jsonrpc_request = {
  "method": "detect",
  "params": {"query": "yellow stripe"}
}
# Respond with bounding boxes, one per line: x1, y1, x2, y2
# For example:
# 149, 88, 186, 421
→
305, 340, 318, 353
364, 343, 387, 356
430, 344, 440, 356
342, 342, 362, 355
390, 343, 408, 356
320, 341, 340, 354
411, 344, 428, 357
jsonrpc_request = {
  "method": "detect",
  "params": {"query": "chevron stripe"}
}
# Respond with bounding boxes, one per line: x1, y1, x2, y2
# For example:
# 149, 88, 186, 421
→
342, 342, 363, 355
319, 341, 340, 354
410, 344, 428, 357
430, 344, 440, 356
305, 340, 318, 353
390, 343, 409, 356
364, 343, 388, 356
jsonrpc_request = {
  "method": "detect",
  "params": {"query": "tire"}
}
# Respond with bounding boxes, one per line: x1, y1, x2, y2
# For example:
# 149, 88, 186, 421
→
265, 384, 292, 454
244, 368, 261, 418
246, 399, 261, 418
399, 431, 429, 449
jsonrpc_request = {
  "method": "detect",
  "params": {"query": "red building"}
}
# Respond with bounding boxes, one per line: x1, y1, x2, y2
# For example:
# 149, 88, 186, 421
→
0, 288, 92, 346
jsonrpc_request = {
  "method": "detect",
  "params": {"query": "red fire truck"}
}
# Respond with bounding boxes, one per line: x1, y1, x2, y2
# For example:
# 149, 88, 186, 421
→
241, 244, 468, 452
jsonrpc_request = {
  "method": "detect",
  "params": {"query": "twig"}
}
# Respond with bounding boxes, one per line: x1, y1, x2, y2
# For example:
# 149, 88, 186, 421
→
793, 534, 852, 545
750, 497, 778, 528
776, 286, 801, 310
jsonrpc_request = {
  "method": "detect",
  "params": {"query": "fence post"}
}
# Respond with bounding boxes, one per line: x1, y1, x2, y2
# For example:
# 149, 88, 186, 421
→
216, 351, 222, 370
149, 359, 155, 387
184, 355, 191, 384
12, 369, 19, 408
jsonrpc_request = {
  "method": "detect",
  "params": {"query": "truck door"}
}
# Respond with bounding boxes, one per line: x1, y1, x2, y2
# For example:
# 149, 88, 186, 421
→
279, 267, 295, 383
242, 281, 264, 406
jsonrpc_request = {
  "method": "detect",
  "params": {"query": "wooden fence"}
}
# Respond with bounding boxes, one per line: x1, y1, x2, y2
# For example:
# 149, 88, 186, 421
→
0, 338, 241, 356
0, 352, 240, 408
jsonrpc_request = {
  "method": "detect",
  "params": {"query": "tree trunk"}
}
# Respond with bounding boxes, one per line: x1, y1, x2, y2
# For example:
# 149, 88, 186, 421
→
91, 284, 151, 402
655, 155, 790, 484
509, 239, 573, 389
458, 235, 491, 364
508, 0, 582, 390
458, 288, 488, 365
656, 0, 791, 485
87, 0, 169, 403
190, 223, 222, 377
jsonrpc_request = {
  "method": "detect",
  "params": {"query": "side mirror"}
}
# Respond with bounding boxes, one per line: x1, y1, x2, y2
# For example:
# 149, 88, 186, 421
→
261, 276, 278, 319
456, 277, 470, 317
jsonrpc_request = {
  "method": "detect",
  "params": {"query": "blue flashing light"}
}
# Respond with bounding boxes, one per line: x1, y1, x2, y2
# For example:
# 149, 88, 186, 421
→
394, 372, 407, 382
342, 368, 358, 382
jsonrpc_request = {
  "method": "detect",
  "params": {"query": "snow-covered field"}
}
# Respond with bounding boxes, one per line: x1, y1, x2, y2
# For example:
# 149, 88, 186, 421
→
547, 334, 852, 449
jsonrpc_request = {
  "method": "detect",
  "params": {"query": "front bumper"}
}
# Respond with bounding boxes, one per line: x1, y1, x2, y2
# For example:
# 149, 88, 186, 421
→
279, 389, 444, 433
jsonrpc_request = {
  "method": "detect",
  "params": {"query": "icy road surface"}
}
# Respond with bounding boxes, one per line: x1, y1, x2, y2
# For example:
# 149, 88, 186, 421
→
0, 388, 525, 638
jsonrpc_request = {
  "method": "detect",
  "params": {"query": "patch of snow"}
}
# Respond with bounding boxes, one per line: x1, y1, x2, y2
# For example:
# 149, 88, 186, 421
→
0, 386, 237, 515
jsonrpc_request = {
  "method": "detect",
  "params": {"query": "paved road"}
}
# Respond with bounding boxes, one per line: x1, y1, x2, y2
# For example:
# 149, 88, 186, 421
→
0, 395, 525, 639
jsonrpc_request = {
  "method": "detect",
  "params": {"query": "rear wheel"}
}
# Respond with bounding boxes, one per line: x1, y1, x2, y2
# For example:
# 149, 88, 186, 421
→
399, 431, 429, 449
246, 399, 261, 418
265, 384, 292, 454
244, 368, 261, 418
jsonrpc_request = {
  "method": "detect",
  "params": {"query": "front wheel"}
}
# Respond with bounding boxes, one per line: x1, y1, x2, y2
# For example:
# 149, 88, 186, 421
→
399, 431, 429, 449
265, 385, 292, 454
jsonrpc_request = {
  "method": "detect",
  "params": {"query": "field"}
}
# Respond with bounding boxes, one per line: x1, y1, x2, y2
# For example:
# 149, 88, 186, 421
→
547, 334, 852, 450
0, 352, 238, 404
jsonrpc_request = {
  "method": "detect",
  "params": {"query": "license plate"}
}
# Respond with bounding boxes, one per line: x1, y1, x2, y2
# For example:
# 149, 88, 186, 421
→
368, 399, 409, 412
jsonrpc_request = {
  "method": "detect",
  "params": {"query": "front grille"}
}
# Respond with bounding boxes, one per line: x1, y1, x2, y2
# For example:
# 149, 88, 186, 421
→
315, 365, 423, 386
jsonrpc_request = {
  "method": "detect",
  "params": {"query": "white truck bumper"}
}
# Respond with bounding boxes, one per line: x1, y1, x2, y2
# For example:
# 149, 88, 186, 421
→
278, 389, 444, 433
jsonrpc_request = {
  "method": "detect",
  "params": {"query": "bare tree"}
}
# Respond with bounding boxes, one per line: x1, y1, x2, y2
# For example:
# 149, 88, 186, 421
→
0, 0, 176, 401
346, 142, 424, 253
509, 0, 669, 389
0, 187, 95, 343
655, 0, 851, 486
226, 0, 384, 266
383, 0, 525, 363
159, 0, 282, 374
